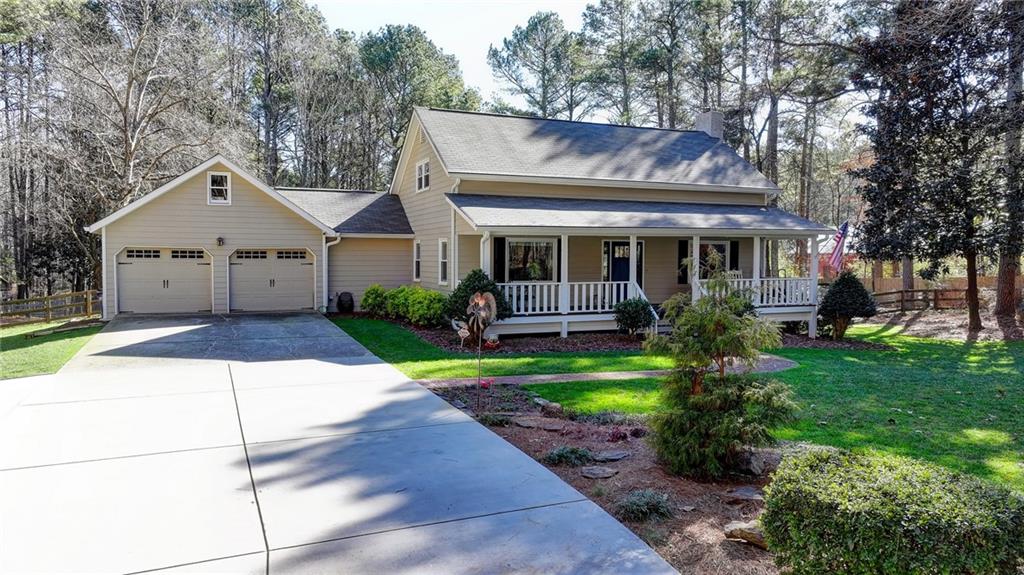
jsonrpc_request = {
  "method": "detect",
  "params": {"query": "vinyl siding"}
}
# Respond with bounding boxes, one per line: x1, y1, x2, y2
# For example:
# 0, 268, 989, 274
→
458, 234, 481, 281
102, 162, 324, 316
460, 179, 767, 206
394, 121, 456, 293
328, 237, 412, 309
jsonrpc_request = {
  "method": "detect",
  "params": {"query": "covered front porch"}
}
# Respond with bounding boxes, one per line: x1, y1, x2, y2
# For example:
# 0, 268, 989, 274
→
445, 193, 833, 337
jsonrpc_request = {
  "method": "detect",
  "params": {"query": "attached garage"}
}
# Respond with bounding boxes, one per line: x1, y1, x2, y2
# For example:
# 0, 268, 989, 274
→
229, 248, 315, 312
117, 248, 211, 314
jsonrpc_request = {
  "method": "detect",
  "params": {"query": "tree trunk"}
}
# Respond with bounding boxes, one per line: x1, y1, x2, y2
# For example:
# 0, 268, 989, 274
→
996, 0, 1023, 316
901, 256, 914, 291
965, 249, 983, 331
872, 260, 884, 291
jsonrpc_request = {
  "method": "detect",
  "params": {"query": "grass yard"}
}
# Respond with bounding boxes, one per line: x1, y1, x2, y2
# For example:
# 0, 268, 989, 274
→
0, 321, 103, 380
332, 317, 673, 380
525, 325, 1024, 491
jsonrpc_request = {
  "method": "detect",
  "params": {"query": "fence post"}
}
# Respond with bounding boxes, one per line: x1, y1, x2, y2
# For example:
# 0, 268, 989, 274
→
899, 290, 906, 312
933, 289, 940, 310
86, 291, 93, 317
45, 295, 52, 321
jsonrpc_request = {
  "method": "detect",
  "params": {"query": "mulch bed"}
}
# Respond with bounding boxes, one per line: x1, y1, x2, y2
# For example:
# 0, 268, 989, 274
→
430, 384, 778, 575
869, 309, 1023, 342
407, 323, 645, 354
780, 333, 893, 351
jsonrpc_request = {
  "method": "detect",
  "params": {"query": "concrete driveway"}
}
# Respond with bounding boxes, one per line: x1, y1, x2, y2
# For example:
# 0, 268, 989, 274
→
0, 313, 674, 574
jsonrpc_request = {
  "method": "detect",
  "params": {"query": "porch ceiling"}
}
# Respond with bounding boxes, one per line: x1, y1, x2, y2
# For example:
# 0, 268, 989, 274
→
446, 194, 833, 236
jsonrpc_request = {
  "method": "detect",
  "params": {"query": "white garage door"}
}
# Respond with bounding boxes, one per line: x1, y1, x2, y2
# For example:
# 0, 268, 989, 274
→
117, 248, 211, 314
229, 249, 314, 312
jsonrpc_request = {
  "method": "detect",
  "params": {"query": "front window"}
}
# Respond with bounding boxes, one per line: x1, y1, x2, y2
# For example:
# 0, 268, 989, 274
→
507, 238, 555, 282
413, 241, 421, 281
415, 161, 430, 192
438, 239, 449, 284
208, 172, 230, 204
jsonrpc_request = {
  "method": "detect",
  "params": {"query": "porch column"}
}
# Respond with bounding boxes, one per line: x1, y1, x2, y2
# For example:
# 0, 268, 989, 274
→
691, 234, 701, 302
559, 234, 569, 315
809, 236, 820, 339
480, 232, 492, 276
628, 235, 637, 297
752, 235, 762, 306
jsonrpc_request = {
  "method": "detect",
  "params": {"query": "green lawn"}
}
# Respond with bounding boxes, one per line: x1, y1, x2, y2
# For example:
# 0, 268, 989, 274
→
0, 320, 103, 380
332, 317, 673, 380
524, 325, 1024, 491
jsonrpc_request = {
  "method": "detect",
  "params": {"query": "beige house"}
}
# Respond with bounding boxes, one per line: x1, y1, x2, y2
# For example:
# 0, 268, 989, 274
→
87, 107, 832, 336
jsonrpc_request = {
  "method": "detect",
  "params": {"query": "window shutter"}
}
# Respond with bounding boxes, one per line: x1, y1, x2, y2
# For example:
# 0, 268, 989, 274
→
677, 240, 689, 284
493, 237, 506, 282
729, 240, 740, 271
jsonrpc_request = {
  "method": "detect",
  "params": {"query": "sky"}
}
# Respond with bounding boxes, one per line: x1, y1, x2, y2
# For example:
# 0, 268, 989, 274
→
312, 0, 591, 106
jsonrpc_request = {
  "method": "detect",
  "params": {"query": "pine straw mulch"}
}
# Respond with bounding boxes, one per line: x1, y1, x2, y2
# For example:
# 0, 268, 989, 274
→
868, 309, 1024, 342
430, 384, 778, 575
780, 333, 893, 351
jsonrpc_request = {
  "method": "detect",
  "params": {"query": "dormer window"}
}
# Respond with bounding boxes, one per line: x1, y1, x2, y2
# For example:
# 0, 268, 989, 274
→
208, 172, 231, 205
415, 160, 430, 192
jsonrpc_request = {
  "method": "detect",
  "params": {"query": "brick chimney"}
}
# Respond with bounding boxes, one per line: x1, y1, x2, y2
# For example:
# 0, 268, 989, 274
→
695, 111, 724, 140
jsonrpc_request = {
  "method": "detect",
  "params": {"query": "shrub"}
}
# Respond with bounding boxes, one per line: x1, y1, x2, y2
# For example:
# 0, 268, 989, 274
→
361, 284, 387, 316
476, 413, 511, 427
406, 287, 446, 327
616, 489, 673, 522
648, 374, 795, 478
818, 271, 877, 339
383, 285, 413, 319
614, 297, 656, 336
762, 450, 1024, 575
541, 446, 593, 467
444, 269, 513, 322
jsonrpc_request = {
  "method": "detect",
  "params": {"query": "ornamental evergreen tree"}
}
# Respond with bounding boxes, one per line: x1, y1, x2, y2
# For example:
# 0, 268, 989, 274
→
818, 271, 877, 339
444, 269, 513, 323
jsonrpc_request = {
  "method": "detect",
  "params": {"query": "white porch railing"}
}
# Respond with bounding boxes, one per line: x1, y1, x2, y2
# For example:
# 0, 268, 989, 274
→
499, 281, 561, 315
698, 277, 815, 306
568, 281, 630, 313
496, 280, 634, 315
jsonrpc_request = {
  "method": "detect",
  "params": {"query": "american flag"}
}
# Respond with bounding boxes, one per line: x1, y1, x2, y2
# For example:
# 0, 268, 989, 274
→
828, 222, 849, 271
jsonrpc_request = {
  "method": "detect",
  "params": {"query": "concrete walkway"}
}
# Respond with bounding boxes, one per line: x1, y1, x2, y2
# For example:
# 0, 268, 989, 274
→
0, 313, 674, 574
419, 353, 797, 388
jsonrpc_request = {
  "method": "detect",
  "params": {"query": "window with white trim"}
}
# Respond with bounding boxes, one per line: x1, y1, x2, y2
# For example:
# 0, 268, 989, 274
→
506, 238, 555, 282
415, 160, 430, 192
208, 172, 231, 204
413, 241, 421, 281
438, 239, 449, 285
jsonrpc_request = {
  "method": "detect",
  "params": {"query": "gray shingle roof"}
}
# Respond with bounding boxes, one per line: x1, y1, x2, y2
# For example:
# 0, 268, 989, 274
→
446, 194, 833, 233
417, 108, 779, 192
277, 189, 413, 235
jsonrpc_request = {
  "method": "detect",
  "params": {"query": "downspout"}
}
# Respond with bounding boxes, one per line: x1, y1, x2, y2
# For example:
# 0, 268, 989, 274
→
323, 233, 341, 312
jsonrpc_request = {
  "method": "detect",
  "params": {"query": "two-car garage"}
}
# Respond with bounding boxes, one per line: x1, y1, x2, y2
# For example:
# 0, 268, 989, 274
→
116, 246, 314, 314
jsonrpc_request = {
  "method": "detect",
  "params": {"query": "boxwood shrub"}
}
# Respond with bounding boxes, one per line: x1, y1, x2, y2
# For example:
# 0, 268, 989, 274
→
761, 449, 1024, 575
360, 284, 387, 316
406, 287, 446, 327
613, 297, 656, 336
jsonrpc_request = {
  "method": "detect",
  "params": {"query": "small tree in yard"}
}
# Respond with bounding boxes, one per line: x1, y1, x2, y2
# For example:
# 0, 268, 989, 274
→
614, 297, 656, 337
645, 254, 795, 478
818, 271, 876, 340
445, 269, 513, 324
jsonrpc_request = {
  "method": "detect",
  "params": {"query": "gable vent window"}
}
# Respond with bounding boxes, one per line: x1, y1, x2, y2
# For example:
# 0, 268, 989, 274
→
126, 249, 160, 259
276, 250, 307, 260
208, 172, 231, 205
171, 249, 204, 259
415, 160, 430, 192
235, 250, 267, 260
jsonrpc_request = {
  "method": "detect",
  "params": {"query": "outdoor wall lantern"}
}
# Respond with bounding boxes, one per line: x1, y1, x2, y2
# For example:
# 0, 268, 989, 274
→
216, 237, 225, 246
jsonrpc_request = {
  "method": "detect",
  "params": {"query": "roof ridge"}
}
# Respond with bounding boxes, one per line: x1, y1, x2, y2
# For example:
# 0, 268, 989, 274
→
276, 187, 382, 194
420, 106, 709, 136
